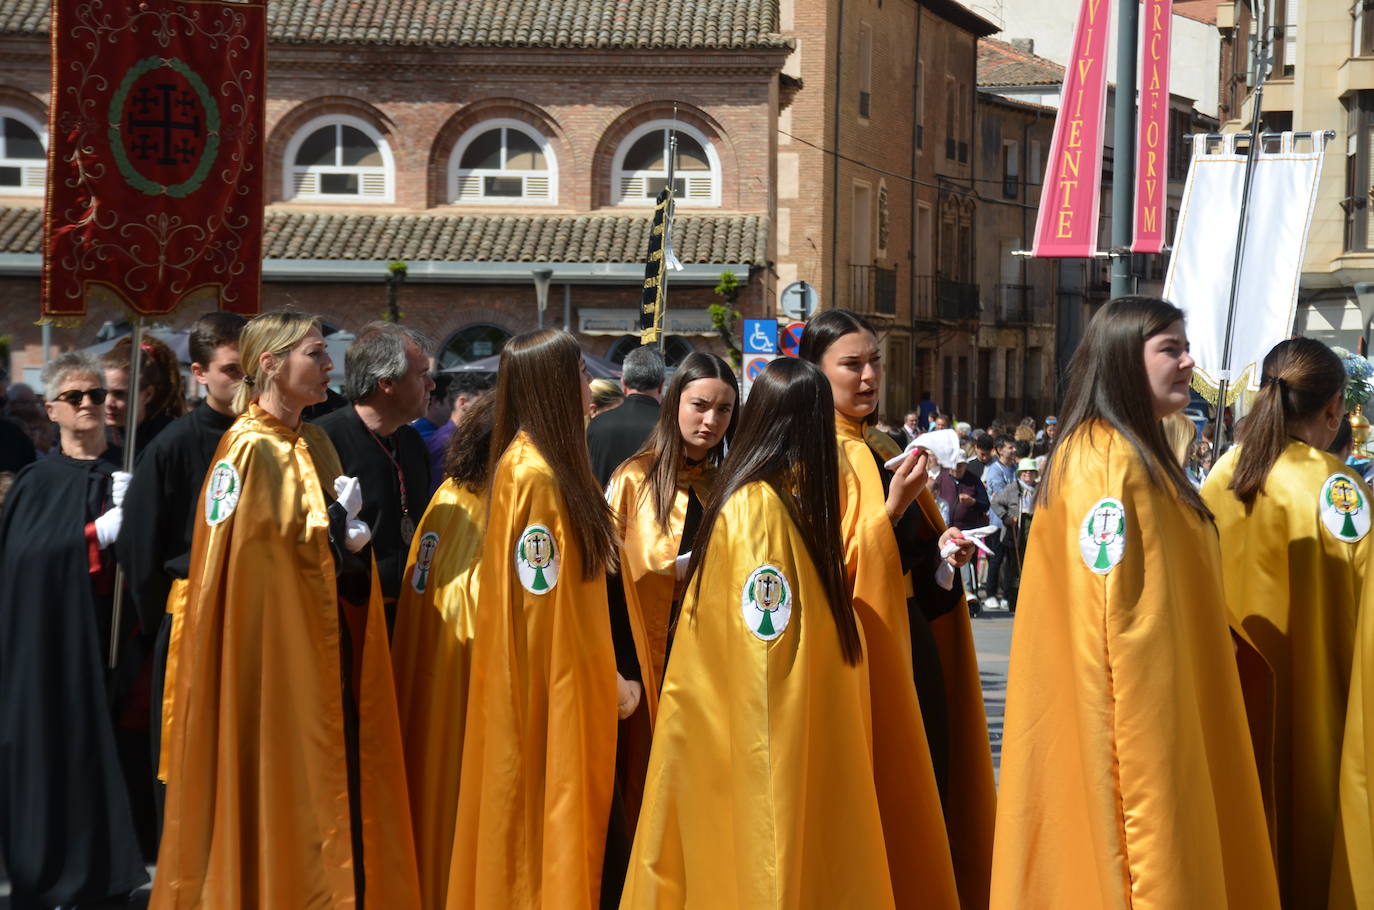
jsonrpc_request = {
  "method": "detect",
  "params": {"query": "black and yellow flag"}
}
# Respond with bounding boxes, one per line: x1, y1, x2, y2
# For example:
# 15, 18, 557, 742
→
640, 187, 671, 345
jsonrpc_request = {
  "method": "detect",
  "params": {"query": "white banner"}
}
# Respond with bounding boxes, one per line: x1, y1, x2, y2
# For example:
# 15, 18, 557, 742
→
1164, 132, 1326, 403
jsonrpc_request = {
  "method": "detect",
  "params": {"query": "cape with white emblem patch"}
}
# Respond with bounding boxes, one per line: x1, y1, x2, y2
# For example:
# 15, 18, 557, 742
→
740, 564, 792, 640
1319, 472, 1371, 543
515, 524, 559, 594
411, 531, 440, 592
1079, 497, 1127, 574
205, 460, 241, 525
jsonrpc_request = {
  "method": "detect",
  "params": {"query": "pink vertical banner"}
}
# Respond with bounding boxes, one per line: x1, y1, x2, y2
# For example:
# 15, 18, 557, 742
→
1032, 0, 1112, 258
1133, 0, 1173, 253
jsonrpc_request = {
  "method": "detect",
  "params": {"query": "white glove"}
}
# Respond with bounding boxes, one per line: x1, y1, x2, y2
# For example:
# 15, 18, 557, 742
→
616, 673, 643, 720
110, 470, 131, 508
334, 475, 363, 521
94, 507, 123, 549
344, 518, 372, 554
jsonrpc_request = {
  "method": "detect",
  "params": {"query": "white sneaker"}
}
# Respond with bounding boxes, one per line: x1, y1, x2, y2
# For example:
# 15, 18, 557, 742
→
999, 597, 1009, 611
983, 596, 999, 611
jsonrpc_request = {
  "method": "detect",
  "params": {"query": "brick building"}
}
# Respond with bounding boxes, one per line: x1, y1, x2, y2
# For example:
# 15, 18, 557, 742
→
0, 1, 788, 380
776, 0, 998, 420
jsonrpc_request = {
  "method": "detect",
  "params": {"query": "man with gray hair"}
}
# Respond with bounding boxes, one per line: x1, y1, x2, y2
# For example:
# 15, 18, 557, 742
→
315, 322, 435, 627
588, 344, 665, 486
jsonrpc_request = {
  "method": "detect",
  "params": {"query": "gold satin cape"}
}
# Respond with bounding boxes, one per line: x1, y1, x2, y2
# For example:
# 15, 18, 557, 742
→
860, 423, 997, 908
619, 480, 895, 908
151, 403, 420, 908
605, 452, 715, 724
990, 422, 1278, 909
834, 417, 960, 909
390, 478, 486, 910
1203, 442, 1374, 907
449, 432, 618, 909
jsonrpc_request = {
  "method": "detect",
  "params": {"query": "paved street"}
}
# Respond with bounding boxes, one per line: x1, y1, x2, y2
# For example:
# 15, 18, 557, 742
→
971, 609, 1015, 777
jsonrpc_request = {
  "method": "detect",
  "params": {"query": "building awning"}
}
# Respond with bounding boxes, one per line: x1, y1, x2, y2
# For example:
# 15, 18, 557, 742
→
578, 307, 716, 336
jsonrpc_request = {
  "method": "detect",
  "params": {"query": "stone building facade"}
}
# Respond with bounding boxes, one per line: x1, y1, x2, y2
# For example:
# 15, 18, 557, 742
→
0, 1, 788, 379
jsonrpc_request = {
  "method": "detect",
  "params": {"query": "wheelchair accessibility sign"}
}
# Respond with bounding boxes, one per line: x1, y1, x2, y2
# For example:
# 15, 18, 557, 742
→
742, 319, 778, 354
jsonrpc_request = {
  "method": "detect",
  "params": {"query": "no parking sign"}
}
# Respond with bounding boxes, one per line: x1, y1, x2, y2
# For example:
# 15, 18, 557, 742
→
741, 353, 777, 401
780, 321, 806, 358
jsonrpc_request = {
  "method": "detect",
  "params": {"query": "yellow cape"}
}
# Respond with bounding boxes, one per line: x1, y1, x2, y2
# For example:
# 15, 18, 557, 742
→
152, 403, 419, 908
449, 432, 618, 909
990, 422, 1278, 909
620, 480, 895, 908
391, 478, 486, 910
836, 417, 960, 909
1203, 442, 1374, 907
858, 421, 997, 908
604, 452, 715, 725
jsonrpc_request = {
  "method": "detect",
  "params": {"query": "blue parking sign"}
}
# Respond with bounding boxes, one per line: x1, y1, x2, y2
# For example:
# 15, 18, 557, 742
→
742, 319, 778, 354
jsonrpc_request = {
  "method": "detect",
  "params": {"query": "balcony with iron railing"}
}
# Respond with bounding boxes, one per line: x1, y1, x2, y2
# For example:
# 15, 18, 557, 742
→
849, 264, 897, 316
914, 274, 980, 323
995, 284, 1052, 324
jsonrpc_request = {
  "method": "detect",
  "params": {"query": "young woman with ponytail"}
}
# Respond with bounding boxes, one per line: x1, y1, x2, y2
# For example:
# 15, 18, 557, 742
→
1201, 337, 1374, 905
620, 358, 898, 907
990, 297, 1279, 909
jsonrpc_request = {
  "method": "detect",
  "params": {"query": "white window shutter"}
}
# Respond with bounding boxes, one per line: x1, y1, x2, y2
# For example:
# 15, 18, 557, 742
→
457, 174, 482, 200
621, 175, 643, 200
686, 175, 713, 200
361, 172, 387, 197
293, 171, 317, 196
525, 175, 550, 200
21, 164, 44, 189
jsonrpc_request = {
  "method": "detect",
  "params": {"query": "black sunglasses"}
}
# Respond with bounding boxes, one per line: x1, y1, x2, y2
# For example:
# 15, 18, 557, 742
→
54, 387, 108, 407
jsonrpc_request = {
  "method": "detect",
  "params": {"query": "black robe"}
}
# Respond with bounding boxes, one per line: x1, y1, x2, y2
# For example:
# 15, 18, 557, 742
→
314, 405, 431, 607
115, 401, 236, 786
0, 451, 149, 906
587, 393, 661, 487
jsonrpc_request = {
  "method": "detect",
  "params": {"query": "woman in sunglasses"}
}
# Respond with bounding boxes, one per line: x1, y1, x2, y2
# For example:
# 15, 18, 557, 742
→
0, 353, 150, 907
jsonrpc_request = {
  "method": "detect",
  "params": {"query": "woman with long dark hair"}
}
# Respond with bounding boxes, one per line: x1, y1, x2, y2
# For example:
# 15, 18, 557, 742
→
990, 297, 1278, 908
391, 393, 495, 910
1201, 337, 1374, 905
800, 308, 990, 909
450, 329, 620, 910
620, 357, 896, 907
101, 334, 186, 454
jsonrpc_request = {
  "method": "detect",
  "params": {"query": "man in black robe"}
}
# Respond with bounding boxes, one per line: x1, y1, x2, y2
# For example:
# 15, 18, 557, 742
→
115, 312, 246, 819
588, 346, 664, 486
315, 322, 433, 631
0, 353, 147, 907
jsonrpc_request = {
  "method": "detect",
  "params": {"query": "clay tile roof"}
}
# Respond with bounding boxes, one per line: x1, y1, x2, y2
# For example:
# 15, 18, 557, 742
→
0, 205, 767, 265
0, 0, 787, 49
1172, 0, 1217, 25
977, 37, 1066, 87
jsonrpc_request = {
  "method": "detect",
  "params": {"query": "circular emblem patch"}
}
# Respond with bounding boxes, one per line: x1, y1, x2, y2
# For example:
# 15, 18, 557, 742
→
108, 56, 221, 197
411, 531, 440, 593
741, 565, 792, 641
205, 461, 241, 526
1079, 497, 1127, 574
1320, 473, 1370, 543
515, 525, 559, 594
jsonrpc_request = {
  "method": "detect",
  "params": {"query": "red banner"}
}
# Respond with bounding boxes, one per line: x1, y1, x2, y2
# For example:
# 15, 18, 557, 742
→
1032, 0, 1111, 258
1133, 0, 1173, 253
43, 0, 265, 318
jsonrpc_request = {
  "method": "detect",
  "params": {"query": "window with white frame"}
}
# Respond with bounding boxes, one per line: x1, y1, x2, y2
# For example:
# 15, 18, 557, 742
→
0, 108, 45, 195
613, 122, 720, 206
449, 121, 556, 204
284, 115, 393, 202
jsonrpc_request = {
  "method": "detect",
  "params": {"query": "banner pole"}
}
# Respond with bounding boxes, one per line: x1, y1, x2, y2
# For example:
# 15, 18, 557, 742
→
108, 316, 145, 669
1109, 0, 1139, 298
1211, 18, 1273, 453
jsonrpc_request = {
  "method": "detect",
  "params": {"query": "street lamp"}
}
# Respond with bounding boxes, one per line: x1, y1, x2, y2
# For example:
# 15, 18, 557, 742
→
532, 268, 554, 330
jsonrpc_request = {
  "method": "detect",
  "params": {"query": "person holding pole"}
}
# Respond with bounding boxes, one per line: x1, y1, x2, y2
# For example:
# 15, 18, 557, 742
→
0, 352, 147, 907
989, 297, 1278, 909
1201, 337, 1374, 906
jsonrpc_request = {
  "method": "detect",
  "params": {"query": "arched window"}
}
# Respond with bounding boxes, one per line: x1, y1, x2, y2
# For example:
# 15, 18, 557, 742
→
612, 121, 720, 206
606, 334, 696, 368
283, 114, 393, 202
0, 108, 46, 195
439, 323, 513, 369
449, 121, 556, 204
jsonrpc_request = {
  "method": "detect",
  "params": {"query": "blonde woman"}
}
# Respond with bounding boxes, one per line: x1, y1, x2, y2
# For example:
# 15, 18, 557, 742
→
152, 311, 419, 908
